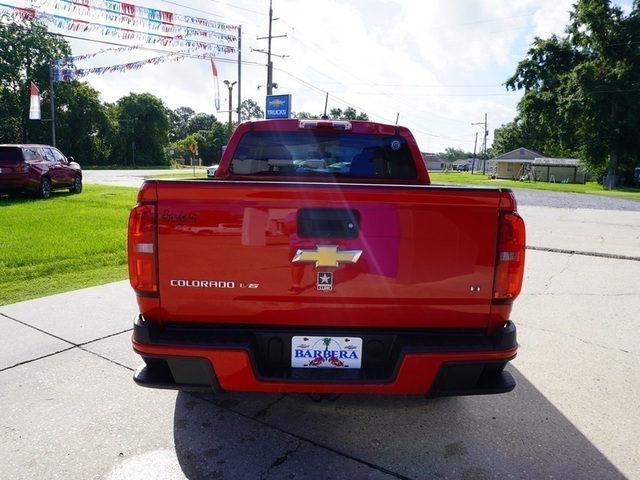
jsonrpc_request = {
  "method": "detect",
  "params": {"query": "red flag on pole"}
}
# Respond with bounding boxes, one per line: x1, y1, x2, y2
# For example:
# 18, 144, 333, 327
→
29, 82, 41, 120
211, 59, 220, 111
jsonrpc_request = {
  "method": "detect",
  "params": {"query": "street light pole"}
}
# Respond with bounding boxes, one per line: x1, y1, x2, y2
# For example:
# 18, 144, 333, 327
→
224, 80, 237, 139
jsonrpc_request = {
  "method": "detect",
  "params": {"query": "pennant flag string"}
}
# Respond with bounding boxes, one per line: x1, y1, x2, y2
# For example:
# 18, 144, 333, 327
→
54, 37, 222, 65
0, 3, 36, 21
52, 52, 222, 81
0, 2, 238, 81
52, 52, 185, 81
1, 3, 238, 42
38, 0, 238, 32
42, 12, 237, 52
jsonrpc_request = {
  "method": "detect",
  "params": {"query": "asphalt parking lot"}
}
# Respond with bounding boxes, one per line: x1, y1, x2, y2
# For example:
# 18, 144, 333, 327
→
1, 181, 639, 479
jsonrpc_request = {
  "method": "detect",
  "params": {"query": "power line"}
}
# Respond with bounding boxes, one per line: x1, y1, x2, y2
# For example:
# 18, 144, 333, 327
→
276, 19, 486, 129
273, 67, 470, 143
3, 22, 263, 67
201, 0, 267, 17
160, 0, 229, 19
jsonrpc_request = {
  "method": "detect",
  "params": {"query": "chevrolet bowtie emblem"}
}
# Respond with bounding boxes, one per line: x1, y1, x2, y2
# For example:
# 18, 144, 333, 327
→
292, 245, 362, 268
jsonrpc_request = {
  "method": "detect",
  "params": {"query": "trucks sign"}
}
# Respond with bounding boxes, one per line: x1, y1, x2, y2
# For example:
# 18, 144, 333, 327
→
266, 94, 291, 119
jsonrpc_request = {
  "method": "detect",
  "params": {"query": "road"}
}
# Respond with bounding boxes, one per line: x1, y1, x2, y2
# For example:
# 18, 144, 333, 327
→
1, 177, 639, 479
82, 169, 179, 188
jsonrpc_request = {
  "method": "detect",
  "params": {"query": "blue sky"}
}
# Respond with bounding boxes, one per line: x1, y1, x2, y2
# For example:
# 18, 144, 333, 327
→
5, 0, 635, 153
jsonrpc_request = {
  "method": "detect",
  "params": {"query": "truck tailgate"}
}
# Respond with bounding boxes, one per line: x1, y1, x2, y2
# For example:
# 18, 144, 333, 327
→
153, 180, 503, 329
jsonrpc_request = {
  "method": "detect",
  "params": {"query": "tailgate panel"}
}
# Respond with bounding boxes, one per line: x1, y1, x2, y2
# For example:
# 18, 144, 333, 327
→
156, 181, 500, 329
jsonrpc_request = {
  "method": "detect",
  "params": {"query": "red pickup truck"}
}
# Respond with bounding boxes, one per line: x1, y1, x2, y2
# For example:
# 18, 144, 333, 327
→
128, 119, 525, 397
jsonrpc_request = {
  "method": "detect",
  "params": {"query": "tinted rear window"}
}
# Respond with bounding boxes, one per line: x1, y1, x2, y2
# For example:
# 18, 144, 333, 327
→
230, 131, 417, 180
0, 148, 24, 164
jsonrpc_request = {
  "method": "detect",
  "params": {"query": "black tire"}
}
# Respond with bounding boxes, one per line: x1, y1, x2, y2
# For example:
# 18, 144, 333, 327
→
69, 174, 82, 194
38, 176, 52, 199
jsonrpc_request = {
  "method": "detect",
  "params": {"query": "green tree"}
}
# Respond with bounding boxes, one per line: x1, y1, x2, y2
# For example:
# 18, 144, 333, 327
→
492, 116, 548, 156
293, 111, 319, 119
177, 121, 227, 165
439, 147, 473, 161
53, 82, 114, 165
304, 107, 369, 121
110, 93, 170, 166
505, 0, 640, 188
0, 21, 71, 143
167, 106, 195, 142
342, 107, 369, 120
240, 99, 264, 121
329, 108, 343, 119
187, 112, 217, 134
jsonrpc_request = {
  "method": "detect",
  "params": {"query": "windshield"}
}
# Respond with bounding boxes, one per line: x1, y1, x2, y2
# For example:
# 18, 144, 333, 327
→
230, 131, 417, 180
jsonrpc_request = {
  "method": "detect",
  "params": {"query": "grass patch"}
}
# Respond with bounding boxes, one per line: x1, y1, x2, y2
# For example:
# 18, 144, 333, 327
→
429, 172, 640, 201
0, 185, 138, 306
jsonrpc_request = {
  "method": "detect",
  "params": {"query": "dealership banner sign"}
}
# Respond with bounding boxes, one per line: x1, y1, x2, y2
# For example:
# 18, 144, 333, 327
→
266, 95, 291, 119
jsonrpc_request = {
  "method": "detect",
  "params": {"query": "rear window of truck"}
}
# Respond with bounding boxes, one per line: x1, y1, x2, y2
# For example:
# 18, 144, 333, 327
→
230, 131, 417, 180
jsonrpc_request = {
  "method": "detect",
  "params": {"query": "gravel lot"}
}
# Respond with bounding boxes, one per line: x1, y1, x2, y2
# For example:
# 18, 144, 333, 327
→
510, 187, 640, 211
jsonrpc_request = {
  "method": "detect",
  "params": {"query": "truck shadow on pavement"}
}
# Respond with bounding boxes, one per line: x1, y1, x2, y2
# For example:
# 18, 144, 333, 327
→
172, 367, 623, 479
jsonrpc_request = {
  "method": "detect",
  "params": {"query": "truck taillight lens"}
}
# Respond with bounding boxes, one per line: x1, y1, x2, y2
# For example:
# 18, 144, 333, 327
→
128, 203, 158, 296
493, 212, 526, 303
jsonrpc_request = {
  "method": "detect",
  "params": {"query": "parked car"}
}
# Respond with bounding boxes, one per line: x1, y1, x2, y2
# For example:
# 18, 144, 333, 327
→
0, 144, 82, 199
206, 164, 219, 178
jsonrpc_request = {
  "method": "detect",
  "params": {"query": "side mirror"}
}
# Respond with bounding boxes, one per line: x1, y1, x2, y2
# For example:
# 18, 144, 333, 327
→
68, 156, 74, 163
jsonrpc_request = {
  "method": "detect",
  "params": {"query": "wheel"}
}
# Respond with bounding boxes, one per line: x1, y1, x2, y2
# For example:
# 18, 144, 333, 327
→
38, 176, 52, 199
69, 174, 82, 194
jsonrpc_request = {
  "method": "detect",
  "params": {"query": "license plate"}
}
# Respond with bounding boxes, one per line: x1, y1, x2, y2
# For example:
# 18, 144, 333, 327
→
291, 335, 363, 369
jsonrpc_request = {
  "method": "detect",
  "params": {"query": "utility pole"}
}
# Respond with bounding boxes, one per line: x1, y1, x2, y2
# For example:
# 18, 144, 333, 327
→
256, 0, 287, 95
483, 113, 488, 175
49, 61, 56, 147
472, 131, 478, 174
237, 25, 242, 124
267, 0, 273, 95
472, 113, 488, 175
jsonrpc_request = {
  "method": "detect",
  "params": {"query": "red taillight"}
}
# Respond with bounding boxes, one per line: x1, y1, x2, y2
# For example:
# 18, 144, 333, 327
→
128, 202, 158, 296
493, 212, 526, 303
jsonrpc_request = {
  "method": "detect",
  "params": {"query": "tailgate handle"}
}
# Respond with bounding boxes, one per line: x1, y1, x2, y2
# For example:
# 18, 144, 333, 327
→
297, 208, 360, 238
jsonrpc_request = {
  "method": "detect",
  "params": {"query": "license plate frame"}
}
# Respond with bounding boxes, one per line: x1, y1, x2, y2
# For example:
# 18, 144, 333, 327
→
291, 335, 363, 369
